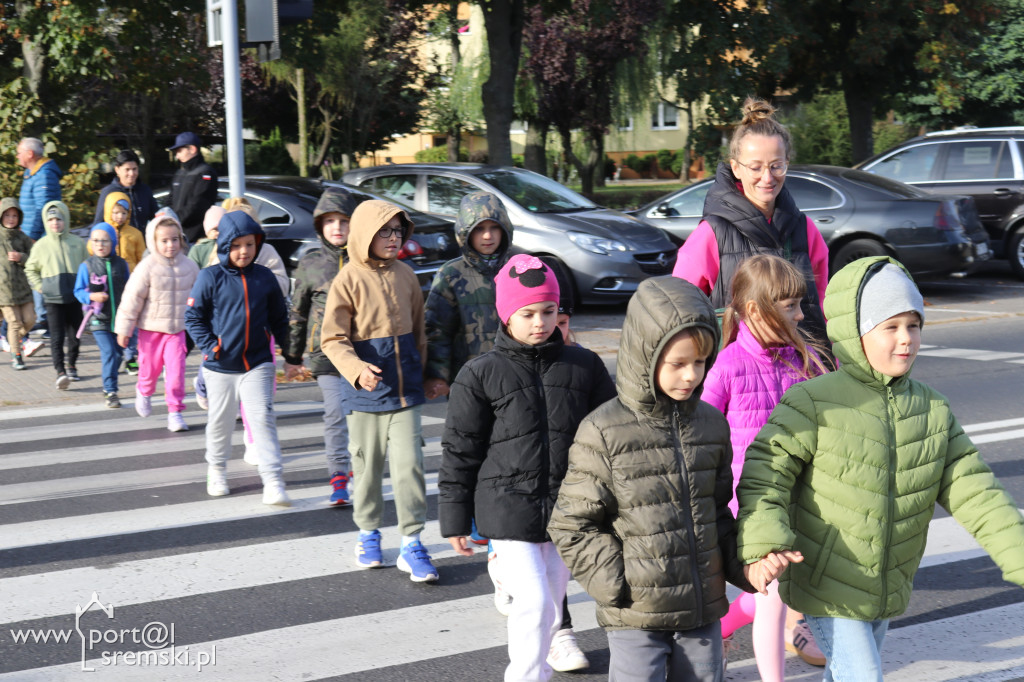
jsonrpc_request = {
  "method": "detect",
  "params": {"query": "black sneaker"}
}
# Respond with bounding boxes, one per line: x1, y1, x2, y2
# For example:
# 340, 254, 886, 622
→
67, 367, 81, 381
11, 354, 26, 371
125, 360, 139, 375
105, 392, 121, 409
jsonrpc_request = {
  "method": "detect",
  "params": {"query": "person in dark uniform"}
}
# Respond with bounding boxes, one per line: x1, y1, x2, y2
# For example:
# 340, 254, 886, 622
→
166, 132, 219, 246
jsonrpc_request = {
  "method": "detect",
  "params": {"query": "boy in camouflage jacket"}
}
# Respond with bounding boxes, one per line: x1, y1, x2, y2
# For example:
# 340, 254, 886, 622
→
282, 188, 363, 504
423, 191, 513, 400
0, 197, 40, 369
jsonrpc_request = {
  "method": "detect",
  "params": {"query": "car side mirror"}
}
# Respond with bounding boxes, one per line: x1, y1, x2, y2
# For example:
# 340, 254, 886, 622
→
655, 202, 672, 216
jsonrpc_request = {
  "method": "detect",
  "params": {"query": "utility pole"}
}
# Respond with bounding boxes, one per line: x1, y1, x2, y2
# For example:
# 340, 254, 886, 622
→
207, 0, 246, 197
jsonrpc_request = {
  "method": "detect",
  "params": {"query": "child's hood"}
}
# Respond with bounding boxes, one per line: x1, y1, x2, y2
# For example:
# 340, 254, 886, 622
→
454, 191, 514, 261
824, 255, 920, 386
346, 199, 414, 268
92, 223, 119, 251
215, 210, 265, 270
41, 201, 71, 236
617, 276, 720, 417
1, 197, 23, 228
103, 191, 132, 226
314, 188, 362, 237
144, 213, 187, 255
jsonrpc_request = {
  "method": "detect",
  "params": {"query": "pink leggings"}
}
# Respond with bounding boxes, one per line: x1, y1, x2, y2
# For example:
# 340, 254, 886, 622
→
721, 583, 786, 682
137, 329, 187, 413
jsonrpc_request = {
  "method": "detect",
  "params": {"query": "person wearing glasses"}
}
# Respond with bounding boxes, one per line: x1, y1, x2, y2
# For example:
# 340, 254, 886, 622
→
321, 200, 439, 583
672, 97, 829, 347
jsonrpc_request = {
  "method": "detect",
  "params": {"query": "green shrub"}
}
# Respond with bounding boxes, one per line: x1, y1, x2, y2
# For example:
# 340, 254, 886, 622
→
642, 154, 658, 177
670, 148, 686, 176
624, 153, 644, 173
511, 154, 524, 168
783, 93, 853, 167
245, 128, 298, 176
604, 155, 617, 179
656, 149, 675, 175
692, 124, 725, 171
873, 119, 915, 155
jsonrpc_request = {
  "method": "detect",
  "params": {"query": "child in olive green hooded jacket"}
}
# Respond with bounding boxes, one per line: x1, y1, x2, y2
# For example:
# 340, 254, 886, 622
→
737, 256, 1024, 680
0, 197, 41, 369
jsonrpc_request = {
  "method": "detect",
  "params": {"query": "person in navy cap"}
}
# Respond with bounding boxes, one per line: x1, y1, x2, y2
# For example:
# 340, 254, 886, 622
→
166, 132, 219, 245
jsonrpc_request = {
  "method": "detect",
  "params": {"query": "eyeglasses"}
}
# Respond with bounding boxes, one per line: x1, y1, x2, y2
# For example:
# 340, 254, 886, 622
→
376, 226, 403, 239
735, 159, 788, 178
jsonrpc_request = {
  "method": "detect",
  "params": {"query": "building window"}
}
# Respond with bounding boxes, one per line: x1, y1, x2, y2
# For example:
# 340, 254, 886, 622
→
618, 117, 634, 131
651, 103, 679, 130
510, 120, 528, 134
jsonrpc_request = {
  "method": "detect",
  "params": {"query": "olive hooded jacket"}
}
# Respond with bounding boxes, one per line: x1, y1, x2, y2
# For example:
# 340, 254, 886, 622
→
737, 256, 1024, 621
549, 276, 753, 631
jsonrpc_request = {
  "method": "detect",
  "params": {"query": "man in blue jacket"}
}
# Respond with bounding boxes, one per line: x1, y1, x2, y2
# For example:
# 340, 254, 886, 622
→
17, 137, 63, 333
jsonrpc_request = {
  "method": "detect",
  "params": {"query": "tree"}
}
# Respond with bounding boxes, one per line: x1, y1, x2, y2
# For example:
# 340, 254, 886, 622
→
479, 0, 526, 167
523, 0, 664, 195
761, 0, 996, 163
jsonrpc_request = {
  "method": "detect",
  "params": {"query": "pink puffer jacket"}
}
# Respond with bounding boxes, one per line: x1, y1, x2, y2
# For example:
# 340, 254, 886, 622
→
702, 321, 820, 513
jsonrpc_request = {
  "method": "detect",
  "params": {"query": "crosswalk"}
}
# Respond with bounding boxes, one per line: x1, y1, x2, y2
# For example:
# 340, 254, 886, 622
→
2, 388, 1024, 681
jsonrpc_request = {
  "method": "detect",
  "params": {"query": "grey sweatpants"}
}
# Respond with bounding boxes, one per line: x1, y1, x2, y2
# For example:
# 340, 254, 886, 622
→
205, 362, 283, 481
316, 374, 351, 475
347, 405, 425, 536
607, 622, 723, 682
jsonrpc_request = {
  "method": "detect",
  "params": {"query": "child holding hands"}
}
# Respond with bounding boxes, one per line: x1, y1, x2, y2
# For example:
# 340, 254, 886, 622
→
0, 197, 41, 370
737, 256, 1024, 680
440, 254, 615, 681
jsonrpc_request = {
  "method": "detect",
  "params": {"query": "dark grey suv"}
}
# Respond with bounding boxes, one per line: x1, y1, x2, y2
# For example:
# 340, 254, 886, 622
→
857, 127, 1024, 278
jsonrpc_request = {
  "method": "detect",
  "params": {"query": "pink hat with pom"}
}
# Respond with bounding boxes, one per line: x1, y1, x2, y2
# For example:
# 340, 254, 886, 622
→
494, 255, 560, 324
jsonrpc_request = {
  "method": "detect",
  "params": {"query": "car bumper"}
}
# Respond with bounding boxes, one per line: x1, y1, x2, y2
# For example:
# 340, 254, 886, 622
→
894, 236, 991, 278
573, 250, 677, 304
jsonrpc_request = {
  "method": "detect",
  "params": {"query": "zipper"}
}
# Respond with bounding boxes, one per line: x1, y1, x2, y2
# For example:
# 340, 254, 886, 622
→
106, 260, 117, 329
534, 353, 551, 518
879, 385, 898, 619
673, 405, 704, 623
241, 272, 251, 371
378, 267, 407, 406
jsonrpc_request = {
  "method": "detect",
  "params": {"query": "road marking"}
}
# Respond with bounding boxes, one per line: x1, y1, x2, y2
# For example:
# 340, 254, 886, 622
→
964, 418, 1024, 433
918, 348, 1024, 362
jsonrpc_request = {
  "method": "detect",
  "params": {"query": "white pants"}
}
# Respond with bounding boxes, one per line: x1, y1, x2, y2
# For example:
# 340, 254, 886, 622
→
205, 363, 283, 480
491, 540, 570, 682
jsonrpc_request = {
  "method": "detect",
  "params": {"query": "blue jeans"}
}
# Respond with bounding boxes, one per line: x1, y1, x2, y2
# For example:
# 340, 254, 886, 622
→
32, 290, 47, 326
316, 374, 350, 476
92, 329, 123, 394
805, 615, 888, 682
124, 327, 138, 363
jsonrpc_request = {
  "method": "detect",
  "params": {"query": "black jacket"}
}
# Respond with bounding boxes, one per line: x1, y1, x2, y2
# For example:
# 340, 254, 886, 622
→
703, 161, 827, 344
439, 326, 616, 543
93, 179, 158, 230
169, 154, 219, 244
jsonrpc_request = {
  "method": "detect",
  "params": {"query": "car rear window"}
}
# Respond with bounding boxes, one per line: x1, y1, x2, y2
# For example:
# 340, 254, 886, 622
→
868, 143, 941, 183
835, 168, 929, 199
941, 141, 1014, 180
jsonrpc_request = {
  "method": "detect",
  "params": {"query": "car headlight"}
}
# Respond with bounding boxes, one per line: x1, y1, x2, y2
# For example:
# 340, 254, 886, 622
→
567, 231, 629, 255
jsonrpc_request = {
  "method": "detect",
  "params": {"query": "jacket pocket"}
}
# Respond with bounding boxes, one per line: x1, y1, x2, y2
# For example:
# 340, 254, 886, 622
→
810, 526, 838, 589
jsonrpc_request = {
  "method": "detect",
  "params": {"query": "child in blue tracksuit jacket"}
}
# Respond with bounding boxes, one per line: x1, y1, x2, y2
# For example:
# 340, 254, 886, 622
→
184, 212, 290, 507
74, 223, 130, 407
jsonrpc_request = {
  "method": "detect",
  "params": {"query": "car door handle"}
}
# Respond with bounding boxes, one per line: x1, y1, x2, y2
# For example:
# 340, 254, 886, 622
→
993, 188, 1013, 196
815, 216, 834, 224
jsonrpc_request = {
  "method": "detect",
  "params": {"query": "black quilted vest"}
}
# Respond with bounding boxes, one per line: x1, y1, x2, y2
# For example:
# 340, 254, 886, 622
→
702, 162, 826, 344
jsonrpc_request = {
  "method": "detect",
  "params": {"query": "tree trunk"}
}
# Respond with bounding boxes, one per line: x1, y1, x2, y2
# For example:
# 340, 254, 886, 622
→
311, 100, 335, 170
844, 85, 875, 164
683, 101, 693, 180
481, 0, 525, 167
297, 68, 308, 177
446, 0, 462, 163
560, 127, 598, 197
16, 0, 44, 101
594, 134, 606, 188
447, 124, 461, 162
523, 120, 547, 175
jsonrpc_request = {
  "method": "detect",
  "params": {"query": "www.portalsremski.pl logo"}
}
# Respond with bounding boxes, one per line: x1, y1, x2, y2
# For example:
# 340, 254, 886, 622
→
9, 592, 216, 672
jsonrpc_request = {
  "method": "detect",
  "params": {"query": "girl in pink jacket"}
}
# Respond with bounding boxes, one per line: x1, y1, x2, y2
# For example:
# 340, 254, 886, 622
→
115, 214, 199, 432
702, 254, 830, 678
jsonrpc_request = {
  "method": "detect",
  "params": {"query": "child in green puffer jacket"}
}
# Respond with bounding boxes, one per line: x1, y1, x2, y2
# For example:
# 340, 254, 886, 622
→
737, 256, 1024, 681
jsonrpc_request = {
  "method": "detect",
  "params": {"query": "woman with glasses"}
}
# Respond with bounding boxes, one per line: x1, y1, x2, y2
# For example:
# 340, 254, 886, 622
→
672, 97, 829, 347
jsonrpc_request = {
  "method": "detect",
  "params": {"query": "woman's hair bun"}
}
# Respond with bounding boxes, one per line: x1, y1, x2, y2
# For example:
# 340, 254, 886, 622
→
741, 97, 777, 126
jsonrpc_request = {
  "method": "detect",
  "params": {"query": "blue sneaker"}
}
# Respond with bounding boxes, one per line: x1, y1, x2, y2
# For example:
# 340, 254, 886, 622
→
397, 540, 439, 583
354, 530, 382, 568
470, 519, 488, 546
329, 471, 350, 506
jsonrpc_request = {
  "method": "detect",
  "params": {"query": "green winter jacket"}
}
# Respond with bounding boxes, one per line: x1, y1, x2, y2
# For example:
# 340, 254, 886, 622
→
549, 276, 753, 631
0, 198, 34, 306
736, 256, 1024, 621
424, 191, 513, 383
24, 201, 88, 304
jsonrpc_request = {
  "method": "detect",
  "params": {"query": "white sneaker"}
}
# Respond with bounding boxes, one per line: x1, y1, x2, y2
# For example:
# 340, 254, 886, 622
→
22, 338, 44, 357
207, 467, 230, 497
135, 394, 152, 418
0, 337, 9, 352
547, 628, 589, 672
487, 550, 513, 616
193, 376, 208, 410
243, 445, 260, 466
167, 412, 189, 432
262, 479, 291, 507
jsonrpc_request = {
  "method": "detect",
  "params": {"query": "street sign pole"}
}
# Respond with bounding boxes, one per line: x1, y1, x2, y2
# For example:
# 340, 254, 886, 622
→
207, 0, 246, 197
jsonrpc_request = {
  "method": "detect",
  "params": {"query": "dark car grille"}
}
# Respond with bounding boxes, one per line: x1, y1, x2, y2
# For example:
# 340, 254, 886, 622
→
635, 251, 677, 275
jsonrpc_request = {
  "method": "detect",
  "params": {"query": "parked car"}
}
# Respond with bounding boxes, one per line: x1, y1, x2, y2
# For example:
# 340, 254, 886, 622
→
631, 165, 991, 279
139, 176, 459, 294
341, 163, 678, 305
857, 126, 1024, 278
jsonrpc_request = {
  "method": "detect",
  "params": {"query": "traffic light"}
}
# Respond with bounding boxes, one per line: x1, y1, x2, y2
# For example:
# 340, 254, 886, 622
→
244, 0, 313, 61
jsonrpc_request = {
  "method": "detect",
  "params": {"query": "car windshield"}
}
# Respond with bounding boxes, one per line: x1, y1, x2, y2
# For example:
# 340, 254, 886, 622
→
476, 170, 598, 213
835, 168, 929, 199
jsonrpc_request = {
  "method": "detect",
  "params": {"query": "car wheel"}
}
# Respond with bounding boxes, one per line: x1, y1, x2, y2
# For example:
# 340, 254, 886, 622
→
831, 239, 889, 277
537, 255, 577, 310
1009, 229, 1024, 281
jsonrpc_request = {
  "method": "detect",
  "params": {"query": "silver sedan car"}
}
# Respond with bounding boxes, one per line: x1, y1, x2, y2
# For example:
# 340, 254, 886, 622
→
342, 163, 678, 305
